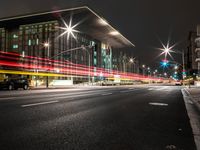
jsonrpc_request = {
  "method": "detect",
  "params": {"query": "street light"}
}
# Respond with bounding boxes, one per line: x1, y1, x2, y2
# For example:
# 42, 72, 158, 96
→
44, 42, 49, 48
81, 45, 91, 84
159, 43, 175, 59
142, 64, 146, 76
48, 45, 92, 85
171, 49, 186, 79
147, 67, 151, 84
147, 67, 151, 77
44, 39, 50, 88
174, 65, 178, 70
44, 37, 50, 56
129, 58, 134, 63
129, 57, 136, 73
43, 17, 81, 88
159, 42, 186, 79
58, 17, 79, 40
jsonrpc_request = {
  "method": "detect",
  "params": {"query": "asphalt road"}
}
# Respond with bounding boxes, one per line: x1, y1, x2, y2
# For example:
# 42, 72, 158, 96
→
0, 86, 197, 150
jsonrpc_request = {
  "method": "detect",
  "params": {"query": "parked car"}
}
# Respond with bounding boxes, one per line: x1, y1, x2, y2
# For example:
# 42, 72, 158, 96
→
0, 78, 29, 90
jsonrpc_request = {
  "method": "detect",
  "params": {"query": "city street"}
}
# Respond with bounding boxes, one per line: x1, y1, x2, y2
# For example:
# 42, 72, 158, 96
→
0, 85, 197, 150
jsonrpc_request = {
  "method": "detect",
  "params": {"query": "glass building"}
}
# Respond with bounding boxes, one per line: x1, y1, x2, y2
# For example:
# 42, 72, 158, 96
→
0, 6, 134, 87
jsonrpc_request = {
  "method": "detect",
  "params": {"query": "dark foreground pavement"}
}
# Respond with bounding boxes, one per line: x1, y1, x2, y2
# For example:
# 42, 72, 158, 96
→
0, 86, 197, 150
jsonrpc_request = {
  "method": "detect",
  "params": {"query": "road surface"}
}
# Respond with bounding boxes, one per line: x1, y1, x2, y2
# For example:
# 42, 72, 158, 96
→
0, 86, 196, 150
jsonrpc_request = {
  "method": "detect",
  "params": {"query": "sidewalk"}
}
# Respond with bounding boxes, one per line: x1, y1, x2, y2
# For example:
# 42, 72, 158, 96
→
185, 86, 200, 111
182, 87, 200, 150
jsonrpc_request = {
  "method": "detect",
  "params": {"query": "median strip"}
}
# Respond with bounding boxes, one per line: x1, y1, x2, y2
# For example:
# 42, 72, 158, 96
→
21, 100, 59, 107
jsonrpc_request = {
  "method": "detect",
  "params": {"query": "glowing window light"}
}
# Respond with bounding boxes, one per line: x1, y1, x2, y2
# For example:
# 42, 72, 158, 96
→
13, 44, 18, 49
28, 40, 31, 46
36, 39, 39, 45
22, 51, 25, 57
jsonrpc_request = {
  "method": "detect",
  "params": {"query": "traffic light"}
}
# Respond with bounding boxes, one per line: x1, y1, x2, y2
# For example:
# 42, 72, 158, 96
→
160, 59, 169, 68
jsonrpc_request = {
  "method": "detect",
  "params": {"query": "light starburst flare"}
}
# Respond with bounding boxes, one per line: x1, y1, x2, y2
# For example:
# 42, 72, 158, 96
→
57, 16, 80, 40
157, 39, 177, 60
159, 43, 175, 59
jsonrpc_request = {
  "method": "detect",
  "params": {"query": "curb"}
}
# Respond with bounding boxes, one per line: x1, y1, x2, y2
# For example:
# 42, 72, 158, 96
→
181, 89, 200, 150
29, 87, 77, 90
184, 88, 200, 112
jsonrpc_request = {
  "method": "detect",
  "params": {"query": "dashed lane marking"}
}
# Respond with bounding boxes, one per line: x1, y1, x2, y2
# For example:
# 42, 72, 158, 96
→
120, 90, 130, 93
149, 102, 168, 106
101, 93, 113, 96
21, 100, 59, 108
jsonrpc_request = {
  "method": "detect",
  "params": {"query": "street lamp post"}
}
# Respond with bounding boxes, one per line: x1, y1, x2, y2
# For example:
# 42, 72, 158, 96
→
182, 51, 186, 79
81, 45, 91, 84
42, 17, 86, 88
142, 65, 145, 76
171, 50, 186, 79
47, 45, 92, 85
44, 38, 50, 88
122, 55, 127, 73
129, 57, 135, 73
147, 67, 151, 84
161, 45, 186, 80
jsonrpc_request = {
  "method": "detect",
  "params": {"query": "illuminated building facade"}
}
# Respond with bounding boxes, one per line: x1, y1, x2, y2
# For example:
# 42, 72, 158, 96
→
0, 6, 134, 86
186, 31, 198, 75
196, 25, 200, 77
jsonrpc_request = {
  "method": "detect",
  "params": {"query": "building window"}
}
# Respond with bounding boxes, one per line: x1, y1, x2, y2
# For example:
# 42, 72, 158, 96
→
13, 34, 18, 38
28, 39, 31, 46
36, 39, 39, 45
94, 58, 97, 65
94, 51, 97, 57
13, 44, 18, 49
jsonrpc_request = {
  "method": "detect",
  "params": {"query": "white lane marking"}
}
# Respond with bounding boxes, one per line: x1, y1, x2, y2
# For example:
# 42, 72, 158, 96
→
129, 88, 134, 90
148, 87, 170, 91
21, 100, 59, 108
120, 90, 130, 93
101, 93, 112, 96
0, 90, 105, 101
120, 90, 133, 93
149, 102, 168, 106
120, 89, 138, 93
0, 97, 18, 100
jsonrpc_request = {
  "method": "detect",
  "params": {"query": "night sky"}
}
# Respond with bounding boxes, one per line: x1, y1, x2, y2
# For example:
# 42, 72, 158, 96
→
1, 0, 200, 69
